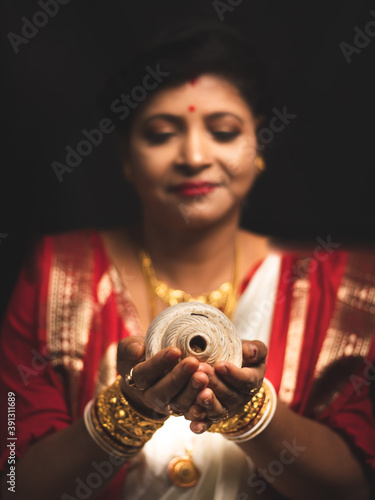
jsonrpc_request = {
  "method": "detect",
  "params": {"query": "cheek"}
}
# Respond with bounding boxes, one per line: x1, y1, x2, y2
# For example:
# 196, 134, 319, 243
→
232, 168, 256, 198
130, 150, 167, 184
221, 136, 257, 176
227, 155, 257, 197
225, 155, 256, 186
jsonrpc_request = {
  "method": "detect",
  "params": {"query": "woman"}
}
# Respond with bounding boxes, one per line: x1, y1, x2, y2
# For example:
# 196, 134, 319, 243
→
0, 22, 374, 500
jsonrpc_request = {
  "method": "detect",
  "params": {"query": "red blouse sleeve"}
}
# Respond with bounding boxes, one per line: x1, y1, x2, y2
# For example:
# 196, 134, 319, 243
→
315, 355, 375, 482
0, 237, 72, 471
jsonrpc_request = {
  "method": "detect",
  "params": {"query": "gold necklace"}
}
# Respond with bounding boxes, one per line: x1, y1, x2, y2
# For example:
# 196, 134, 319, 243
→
138, 242, 239, 320
139, 242, 239, 488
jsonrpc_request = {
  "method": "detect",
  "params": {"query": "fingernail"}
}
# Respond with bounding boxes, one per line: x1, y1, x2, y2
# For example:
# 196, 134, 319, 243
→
203, 396, 213, 406
193, 409, 206, 419
195, 423, 205, 433
166, 349, 179, 362
183, 362, 196, 374
215, 364, 228, 374
192, 378, 202, 390
128, 342, 142, 357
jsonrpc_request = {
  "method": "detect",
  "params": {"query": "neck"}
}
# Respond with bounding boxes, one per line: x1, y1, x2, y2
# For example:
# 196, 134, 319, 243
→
139, 213, 240, 294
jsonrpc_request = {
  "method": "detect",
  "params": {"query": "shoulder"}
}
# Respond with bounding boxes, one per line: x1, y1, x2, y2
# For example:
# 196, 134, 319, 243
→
267, 236, 348, 269
271, 239, 375, 302
99, 226, 139, 266
43, 227, 100, 249
23, 228, 107, 284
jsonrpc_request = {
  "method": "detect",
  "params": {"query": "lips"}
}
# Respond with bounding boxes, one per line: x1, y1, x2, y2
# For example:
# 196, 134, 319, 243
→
169, 182, 220, 197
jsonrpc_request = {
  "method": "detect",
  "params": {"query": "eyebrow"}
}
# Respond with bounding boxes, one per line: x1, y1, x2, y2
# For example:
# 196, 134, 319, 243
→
207, 112, 244, 124
143, 114, 182, 126
143, 112, 244, 126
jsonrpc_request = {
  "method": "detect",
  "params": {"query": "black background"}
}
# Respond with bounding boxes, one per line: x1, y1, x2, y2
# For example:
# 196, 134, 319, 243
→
1, 0, 375, 320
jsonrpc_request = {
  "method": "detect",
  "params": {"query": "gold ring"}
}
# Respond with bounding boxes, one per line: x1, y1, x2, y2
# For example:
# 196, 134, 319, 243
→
171, 410, 184, 417
124, 367, 144, 390
169, 403, 185, 417
211, 408, 229, 424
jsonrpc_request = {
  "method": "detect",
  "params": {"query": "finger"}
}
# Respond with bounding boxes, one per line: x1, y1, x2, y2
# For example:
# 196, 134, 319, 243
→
127, 347, 182, 390
188, 388, 229, 434
169, 370, 210, 414
241, 340, 268, 366
117, 336, 146, 375
184, 403, 207, 422
201, 369, 243, 412
196, 388, 229, 423
213, 362, 264, 396
142, 357, 200, 412
190, 420, 209, 434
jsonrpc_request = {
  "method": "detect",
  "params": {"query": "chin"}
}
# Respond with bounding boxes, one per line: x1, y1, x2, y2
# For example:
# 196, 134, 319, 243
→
147, 196, 240, 230
172, 205, 237, 230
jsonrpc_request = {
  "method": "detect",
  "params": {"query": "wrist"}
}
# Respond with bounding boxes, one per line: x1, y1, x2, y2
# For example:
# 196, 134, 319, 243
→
119, 378, 168, 421
208, 378, 277, 442
84, 376, 168, 459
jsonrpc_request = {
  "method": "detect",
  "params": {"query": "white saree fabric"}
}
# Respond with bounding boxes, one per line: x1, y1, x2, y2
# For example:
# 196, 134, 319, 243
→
122, 253, 282, 500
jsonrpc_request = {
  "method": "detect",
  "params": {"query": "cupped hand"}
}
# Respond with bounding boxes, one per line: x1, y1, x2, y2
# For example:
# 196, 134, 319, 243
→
186, 340, 267, 433
116, 336, 211, 419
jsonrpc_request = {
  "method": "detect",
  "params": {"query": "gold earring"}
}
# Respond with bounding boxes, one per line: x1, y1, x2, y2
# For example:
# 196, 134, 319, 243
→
254, 156, 265, 172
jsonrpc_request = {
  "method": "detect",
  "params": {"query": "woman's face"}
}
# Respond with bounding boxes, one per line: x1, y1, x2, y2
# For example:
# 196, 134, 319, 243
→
122, 74, 259, 229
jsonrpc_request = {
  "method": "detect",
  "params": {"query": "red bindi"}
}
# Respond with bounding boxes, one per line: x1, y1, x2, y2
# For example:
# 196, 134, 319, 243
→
188, 105, 196, 112
189, 78, 197, 86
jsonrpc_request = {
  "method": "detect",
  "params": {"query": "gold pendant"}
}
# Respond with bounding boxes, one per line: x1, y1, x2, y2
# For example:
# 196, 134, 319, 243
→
167, 454, 200, 488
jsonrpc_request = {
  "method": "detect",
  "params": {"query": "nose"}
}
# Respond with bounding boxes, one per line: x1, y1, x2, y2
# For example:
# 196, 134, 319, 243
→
175, 130, 212, 174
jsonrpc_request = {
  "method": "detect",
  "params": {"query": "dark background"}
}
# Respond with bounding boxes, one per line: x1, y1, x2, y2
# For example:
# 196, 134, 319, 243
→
1, 0, 375, 321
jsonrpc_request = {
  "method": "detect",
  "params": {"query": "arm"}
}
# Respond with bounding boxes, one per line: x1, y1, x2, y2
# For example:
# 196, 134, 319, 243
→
1, 336, 207, 500
239, 399, 371, 500
1, 419, 124, 500
186, 342, 372, 500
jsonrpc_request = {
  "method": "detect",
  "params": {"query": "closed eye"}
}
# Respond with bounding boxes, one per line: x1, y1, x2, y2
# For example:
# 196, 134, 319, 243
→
144, 132, 175, 144
212, 131, 240, 142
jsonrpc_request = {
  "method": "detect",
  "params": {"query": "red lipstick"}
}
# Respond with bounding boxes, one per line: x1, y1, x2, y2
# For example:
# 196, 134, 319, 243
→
169, 182, 219, 197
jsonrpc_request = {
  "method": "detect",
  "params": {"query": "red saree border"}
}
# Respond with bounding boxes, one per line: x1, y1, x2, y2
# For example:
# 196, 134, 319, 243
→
46, 231, 95, 418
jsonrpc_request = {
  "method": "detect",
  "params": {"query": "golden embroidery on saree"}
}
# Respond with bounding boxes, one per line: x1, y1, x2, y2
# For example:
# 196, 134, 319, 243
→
278, 258, 311, 405
46, 232, 94, 417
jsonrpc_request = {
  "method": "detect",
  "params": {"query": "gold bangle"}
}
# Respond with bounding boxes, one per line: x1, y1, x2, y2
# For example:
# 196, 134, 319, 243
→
229, 379, 277, 442
208, 384, 267, 436
90, 375, 167, 455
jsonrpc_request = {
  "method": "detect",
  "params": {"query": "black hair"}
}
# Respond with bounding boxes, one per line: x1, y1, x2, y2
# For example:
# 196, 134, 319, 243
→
97, 19, 273, 138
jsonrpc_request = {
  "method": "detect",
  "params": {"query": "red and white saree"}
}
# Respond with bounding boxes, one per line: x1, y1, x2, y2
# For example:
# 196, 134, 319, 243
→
0, 230, 374, 498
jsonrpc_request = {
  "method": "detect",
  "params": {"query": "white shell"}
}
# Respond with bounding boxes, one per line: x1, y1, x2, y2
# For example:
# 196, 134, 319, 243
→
145, 302, 242, 367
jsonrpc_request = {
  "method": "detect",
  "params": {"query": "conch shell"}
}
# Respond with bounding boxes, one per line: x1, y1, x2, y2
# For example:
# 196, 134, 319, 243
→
145, 302, 242, 367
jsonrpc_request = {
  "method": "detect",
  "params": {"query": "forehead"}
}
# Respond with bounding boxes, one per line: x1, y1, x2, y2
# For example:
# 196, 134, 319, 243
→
133, 74, 255, 122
